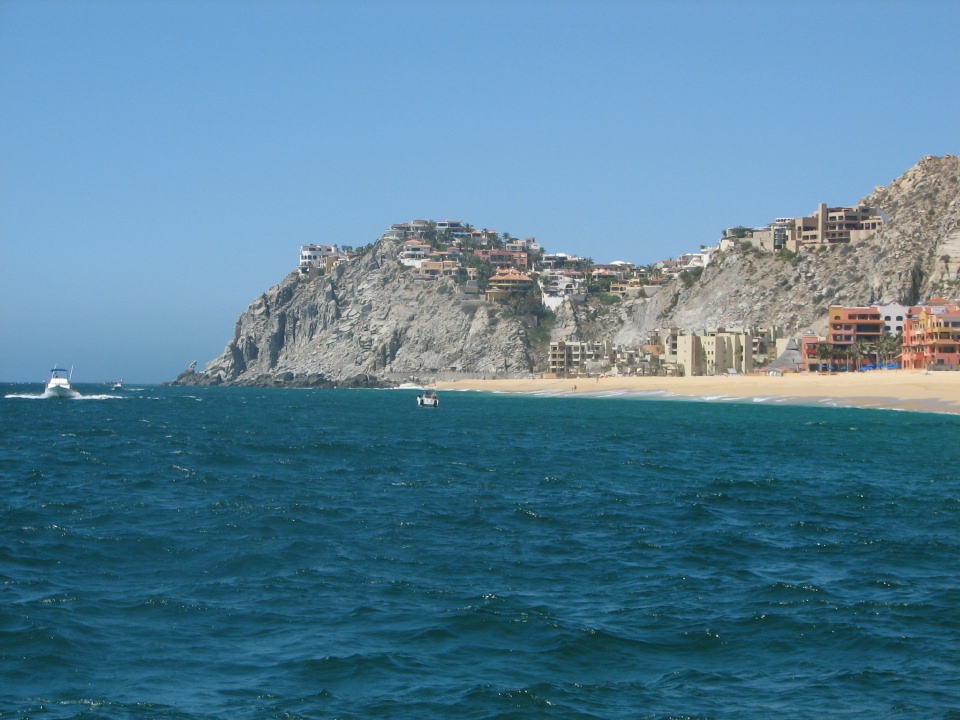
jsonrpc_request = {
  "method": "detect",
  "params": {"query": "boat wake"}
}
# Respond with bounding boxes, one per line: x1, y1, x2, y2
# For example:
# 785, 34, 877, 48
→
6, 393, 125, 400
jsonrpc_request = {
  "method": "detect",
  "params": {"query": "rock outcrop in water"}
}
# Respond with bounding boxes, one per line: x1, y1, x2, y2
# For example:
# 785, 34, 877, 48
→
173, 155, 960, 386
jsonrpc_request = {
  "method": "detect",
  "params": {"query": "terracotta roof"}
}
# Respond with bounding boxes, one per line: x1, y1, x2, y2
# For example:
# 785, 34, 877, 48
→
489, 268, 532, 282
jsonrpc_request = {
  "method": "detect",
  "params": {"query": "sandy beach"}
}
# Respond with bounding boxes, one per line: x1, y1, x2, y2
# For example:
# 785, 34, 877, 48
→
435, 371, 960, 415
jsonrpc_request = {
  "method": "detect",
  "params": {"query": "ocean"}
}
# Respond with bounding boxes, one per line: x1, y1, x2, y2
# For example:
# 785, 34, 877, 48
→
2, 385, 959, 719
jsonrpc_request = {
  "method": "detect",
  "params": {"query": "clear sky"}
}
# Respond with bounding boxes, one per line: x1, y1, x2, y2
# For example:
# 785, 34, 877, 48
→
1, 0, 957, 383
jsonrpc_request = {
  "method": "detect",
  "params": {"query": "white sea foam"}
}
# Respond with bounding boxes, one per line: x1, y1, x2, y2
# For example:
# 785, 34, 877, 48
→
6, 392, 124, 400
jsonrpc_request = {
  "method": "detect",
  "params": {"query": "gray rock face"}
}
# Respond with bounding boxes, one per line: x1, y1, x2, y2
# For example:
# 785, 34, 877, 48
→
178, 240, 535, 386
175, 155, 959, 386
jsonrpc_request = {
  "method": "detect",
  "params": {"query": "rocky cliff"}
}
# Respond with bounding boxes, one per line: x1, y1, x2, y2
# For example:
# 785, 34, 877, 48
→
174, 240, 538, 386
174, 155, 959, 386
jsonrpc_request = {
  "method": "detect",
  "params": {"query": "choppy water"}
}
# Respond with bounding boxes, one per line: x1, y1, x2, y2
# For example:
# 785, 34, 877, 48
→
2, 385, 959, 719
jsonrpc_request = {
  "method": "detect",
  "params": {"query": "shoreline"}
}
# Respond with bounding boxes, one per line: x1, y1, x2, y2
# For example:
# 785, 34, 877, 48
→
434, 370, 960, 415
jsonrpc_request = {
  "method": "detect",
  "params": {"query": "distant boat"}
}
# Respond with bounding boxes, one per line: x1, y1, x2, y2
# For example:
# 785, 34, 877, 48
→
45, 367, 80, 399
417, 390, 439, 408
109, 380, 124, 391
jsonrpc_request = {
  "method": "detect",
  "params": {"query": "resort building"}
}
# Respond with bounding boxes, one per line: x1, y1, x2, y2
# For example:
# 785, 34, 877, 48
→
901, 300, 960, 370
875, 303, 910, 336
675, 328, 753, 376
548, 340, 609, 376
800, 305, 887, 371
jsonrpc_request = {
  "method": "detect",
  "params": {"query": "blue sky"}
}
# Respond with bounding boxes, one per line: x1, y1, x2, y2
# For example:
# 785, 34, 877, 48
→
1, 0, 957, 383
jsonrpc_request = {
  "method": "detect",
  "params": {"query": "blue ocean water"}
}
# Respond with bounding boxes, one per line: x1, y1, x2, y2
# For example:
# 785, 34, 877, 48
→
2, 385, 959, 719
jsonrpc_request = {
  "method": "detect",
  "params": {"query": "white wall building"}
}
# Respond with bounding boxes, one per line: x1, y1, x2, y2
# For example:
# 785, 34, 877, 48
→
299, 244, 339, 270
874, 303, 911, 335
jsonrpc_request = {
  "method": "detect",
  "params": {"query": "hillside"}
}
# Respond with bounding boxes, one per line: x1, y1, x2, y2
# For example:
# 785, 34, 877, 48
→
173, 155, 960, 386
571, 155, 960, 346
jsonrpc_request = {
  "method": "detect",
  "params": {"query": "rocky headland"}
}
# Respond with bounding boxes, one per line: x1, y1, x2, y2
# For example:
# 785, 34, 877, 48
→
172, 155, 960, 387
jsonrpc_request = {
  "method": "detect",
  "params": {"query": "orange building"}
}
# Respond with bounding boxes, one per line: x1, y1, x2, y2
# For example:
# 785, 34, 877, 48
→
901, 300, 960, 370
801, 305, 885, 371
474, 248, 529, 270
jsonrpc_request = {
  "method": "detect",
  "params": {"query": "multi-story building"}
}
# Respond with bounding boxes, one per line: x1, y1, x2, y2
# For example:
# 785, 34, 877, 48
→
398, 241, 432, 267
299, 244, 338, 268
419, 260, 459, 280
541, 271, 580, 296
874, 303, 910, 336
798, 204, 887, 247
676, 328, 753, 376
901, 300, 960, 370
299, 244, 341, 274
485, 268, 534, 302
474, 248, 529, 270
751, 218, 798, 252
800, 305, 886, 370
504, 237, 542, 253
548, 340, 610, 376
749, 204, 886, 253
435, 219, 466, 234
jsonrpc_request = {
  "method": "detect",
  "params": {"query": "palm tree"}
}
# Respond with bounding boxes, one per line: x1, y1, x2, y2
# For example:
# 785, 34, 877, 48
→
877, 333, 903, 367
817, 343, 833, 372
853, 340, 870, 370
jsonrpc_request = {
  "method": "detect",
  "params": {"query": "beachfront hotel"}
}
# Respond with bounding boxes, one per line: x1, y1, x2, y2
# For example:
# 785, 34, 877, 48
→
800, 305, 886, 371
901, 300, 960, 370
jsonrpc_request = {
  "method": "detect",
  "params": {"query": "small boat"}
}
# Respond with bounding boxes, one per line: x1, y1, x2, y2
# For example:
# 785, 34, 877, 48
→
417, 390, 439, 408
109, 380, 124, 391
45, 367, 80, 399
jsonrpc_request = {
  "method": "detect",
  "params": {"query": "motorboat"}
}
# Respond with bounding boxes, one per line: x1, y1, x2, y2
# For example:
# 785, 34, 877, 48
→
45, 367, 80, 398
417, 390, 439, 408
109, 380, 124, 391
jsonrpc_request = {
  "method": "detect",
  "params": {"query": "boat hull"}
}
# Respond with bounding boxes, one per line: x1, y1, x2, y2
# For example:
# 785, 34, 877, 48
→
45, 380, 79, 398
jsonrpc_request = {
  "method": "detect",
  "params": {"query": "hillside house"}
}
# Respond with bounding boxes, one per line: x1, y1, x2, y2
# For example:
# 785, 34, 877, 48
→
485, 268, 534, 302
505, 237, 542, 253
747, 204, 887, 253
474, 248, 529, 270
419, 260, 459, 280
299, 244, 340, 272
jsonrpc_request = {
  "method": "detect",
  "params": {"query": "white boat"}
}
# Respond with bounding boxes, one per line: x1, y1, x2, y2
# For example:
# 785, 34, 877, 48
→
45, 367, 80, 398
109, 380, 124, 391
417, 390, 439, 408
